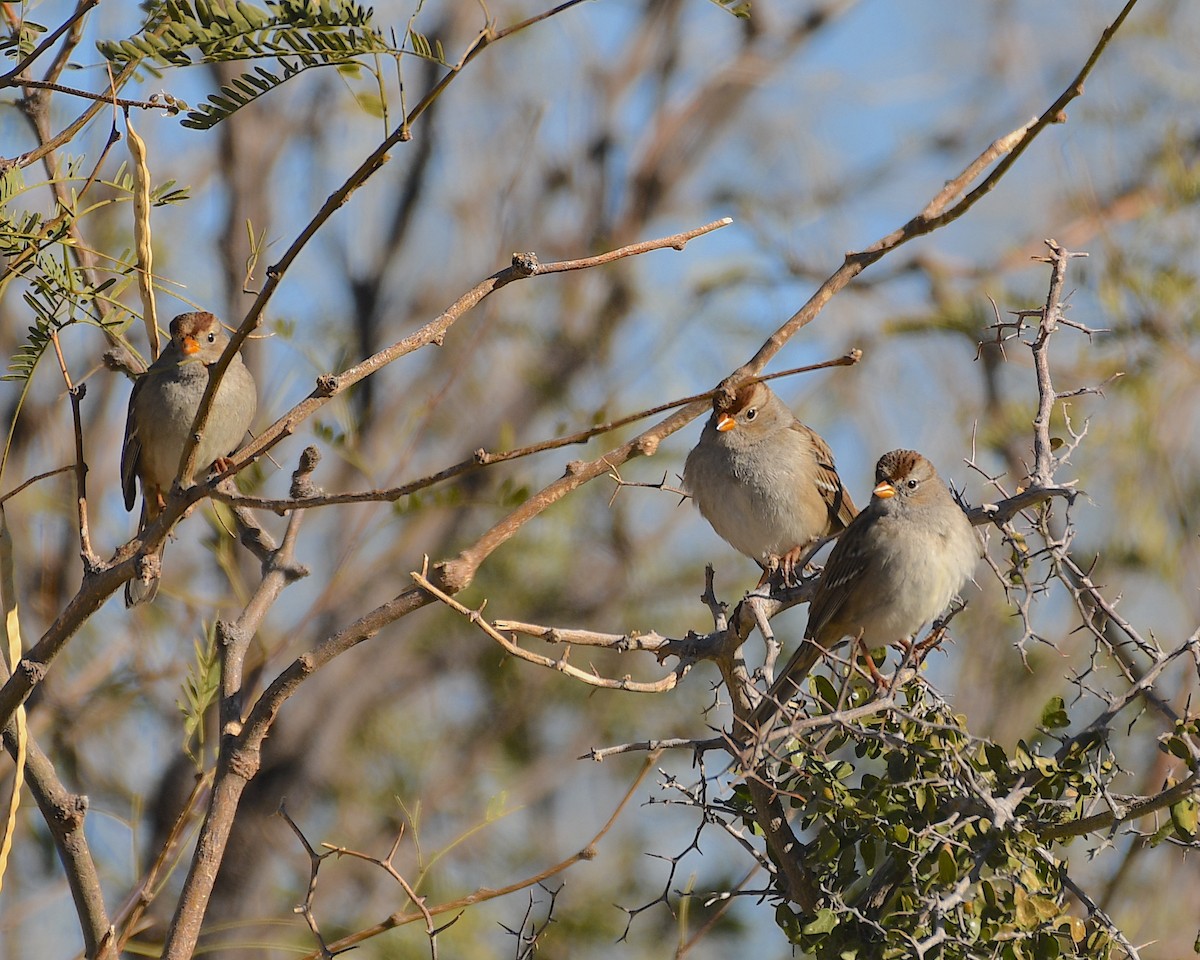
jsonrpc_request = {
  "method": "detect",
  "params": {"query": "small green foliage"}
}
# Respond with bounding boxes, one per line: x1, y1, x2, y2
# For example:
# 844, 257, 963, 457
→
3, 260, 130, 383
1170, 792, 1198, 841
755, 677, 1118, 959
1039, 696, 1070, 731
178, 624, 221, 767
407, 28, 445, 65
151, 178, 191, 206
0, 18, 47, 60
1159, 718, 1199, 760
0, 160, 162, 382
95, 0, 399, 129
496, 477, 531, 509
811, 673, 839, 710
803, 907, 839, 936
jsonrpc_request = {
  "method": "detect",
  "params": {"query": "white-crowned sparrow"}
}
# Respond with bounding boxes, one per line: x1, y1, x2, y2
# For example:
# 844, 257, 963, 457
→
121, 311, 257, 606
750, 448, 978, 726
683, 381, 856, 582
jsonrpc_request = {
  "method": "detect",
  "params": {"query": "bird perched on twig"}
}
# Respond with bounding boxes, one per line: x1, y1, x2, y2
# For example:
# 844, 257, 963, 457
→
121, 311, 256, 606
683, 381, 856, 583
749, 448, 979, 728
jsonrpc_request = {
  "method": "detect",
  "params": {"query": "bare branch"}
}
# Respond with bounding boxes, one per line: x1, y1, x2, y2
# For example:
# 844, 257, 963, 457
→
298, 753, 661, 958
414, 569, 689, 693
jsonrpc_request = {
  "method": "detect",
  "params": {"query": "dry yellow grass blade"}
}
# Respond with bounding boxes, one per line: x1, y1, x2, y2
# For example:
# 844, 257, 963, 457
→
0, 506, 26, 895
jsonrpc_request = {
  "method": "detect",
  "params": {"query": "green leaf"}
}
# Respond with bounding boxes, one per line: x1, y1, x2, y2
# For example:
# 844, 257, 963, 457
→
802, 907, 839, 936
1060, 916, 1086, 944
1035, 931, 1062, 959
774, 903, 803, 942
984, 741, 1009, 774
1040, 696, 1070, 730
1171, 795, 1198, 839
937, 844, 958, 884
1161, 733, 1194, 760
177, 624, 221, 766
811, 672, 838, 708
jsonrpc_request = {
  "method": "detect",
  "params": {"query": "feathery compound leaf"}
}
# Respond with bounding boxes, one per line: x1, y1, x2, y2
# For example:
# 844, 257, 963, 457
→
97, 1, 396, 128
178, 625, 221, 767
99, 0, 388, 68
3, 233, 135, 382
408, 30, 446, 65
5, 311, 59, 382
1, 19, 48, 60
0, 166, 23, 210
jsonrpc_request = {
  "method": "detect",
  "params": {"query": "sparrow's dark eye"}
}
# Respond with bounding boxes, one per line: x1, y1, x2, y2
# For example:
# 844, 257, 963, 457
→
207, 332, 216, 343
906, 478, 918, 489
745, 407, 758, 421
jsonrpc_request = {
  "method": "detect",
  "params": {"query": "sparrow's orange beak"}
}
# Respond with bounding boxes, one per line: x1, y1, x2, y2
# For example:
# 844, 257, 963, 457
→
716, 414, 737, 432
873, 480, 896, 499
181, 335, 200, 356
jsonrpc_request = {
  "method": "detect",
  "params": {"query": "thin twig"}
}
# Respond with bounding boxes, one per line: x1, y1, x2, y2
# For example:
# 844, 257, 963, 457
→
197, 218, 733, 504
48, 331, 96, 566
730, 0, 1139, 386
277, 802, 338, 960
112, 771, 213, 954
0, 0, 101, 85
298, 752, 661, 958
1030, 240, 1088, 487
214, 299, 856, 518
319, 829, 440, 954
581, 737, 721, 762
413, 567, 688, 693
10, 77, 180, 112
0, 466, 73, 506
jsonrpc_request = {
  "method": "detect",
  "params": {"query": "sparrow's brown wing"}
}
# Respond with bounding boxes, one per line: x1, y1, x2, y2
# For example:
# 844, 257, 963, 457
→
120, 374, 148, 512
791, 421, 858, 531
803, 519, 870, 643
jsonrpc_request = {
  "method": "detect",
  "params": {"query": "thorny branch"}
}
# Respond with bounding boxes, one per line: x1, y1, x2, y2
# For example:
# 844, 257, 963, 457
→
1030, 240, 1089, 488
316, 829, 443, 956
472, 230, 1200, 946
499, 884, 560, 960
462, 479, 1068, 709
292, 752, 659, 960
